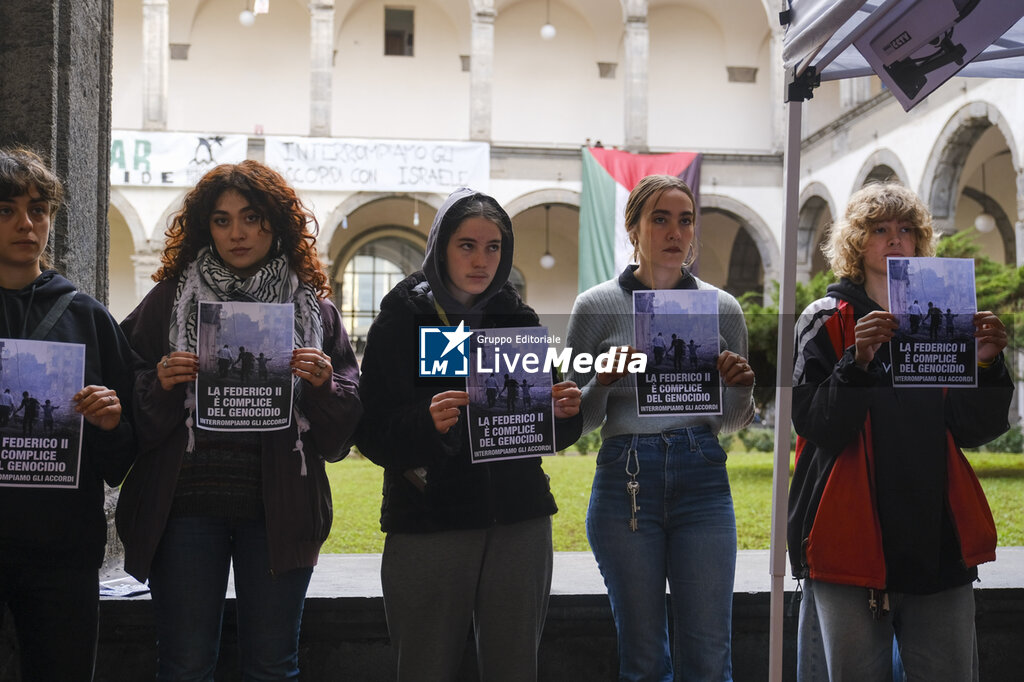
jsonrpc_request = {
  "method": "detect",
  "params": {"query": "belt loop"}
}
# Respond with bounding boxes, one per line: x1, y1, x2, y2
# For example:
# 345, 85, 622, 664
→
687, 427, 697, 450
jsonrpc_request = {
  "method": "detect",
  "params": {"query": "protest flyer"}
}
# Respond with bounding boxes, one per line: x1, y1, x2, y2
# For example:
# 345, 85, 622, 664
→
888, 257, 977, 387
196, 301, 295, 431
0, 339, 84, 489
466, 326, 556, 463
634, 289, 722, 416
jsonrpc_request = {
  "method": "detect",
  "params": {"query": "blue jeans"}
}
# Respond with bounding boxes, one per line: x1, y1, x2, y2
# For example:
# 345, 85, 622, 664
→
798, 581, 907, 682
148, 516, 313, 682
808, 579, 978, 682
586, 427, 736, 682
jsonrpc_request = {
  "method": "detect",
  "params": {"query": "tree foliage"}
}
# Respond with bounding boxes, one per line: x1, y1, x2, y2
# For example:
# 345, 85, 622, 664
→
738, 271, 831, 408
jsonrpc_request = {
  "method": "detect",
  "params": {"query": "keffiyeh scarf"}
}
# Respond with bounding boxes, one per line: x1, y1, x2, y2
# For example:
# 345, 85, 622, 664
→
168, 247, 324, 473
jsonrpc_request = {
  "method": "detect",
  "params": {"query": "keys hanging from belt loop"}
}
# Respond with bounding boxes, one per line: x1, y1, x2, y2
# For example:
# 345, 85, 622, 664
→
625, 447, 640, 532
867, 588, 890, 620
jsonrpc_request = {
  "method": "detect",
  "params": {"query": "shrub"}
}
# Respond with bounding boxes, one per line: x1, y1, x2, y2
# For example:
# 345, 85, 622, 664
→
718, 432, 735, 452
977, 425, 1024, 454
571, 431, 602, 456
737, 427, 774, 452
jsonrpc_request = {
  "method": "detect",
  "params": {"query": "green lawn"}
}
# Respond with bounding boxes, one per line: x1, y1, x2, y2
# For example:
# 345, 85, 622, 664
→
324, 449, 1024, 553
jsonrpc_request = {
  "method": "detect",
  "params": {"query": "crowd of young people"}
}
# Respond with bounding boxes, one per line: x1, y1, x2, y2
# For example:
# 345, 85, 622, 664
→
0, 149, 1010, 682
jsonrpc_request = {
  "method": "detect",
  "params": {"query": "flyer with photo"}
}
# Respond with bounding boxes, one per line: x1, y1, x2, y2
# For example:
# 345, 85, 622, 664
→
466, 326, 556, 463
888, 256, 977, 387
0, 338, 85, 489
196, 301, 295, 431
634, 289, 721, 416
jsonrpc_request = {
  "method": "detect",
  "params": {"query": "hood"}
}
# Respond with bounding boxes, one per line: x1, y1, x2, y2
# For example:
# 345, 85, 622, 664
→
0, 270, 77, 338
826, 277, 882, 317
422, 188, 514, 326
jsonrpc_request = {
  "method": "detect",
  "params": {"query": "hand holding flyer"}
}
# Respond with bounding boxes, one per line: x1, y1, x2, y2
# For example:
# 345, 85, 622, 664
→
466, 326, 556, 463
887, 256, 977, 387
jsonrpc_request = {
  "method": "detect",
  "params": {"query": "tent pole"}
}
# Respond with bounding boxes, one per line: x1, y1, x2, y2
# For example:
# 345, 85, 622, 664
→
769, 98, 804, 682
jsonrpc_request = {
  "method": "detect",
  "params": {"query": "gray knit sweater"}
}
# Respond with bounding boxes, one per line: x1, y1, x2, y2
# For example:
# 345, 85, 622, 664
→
566, 267, 755, 439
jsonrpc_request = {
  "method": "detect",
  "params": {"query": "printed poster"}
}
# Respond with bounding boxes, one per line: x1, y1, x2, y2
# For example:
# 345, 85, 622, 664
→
634, 290, 721, 416
0, 339, 85, 489
888, 257, 977, 387
466, 327, 556, 463
196, 301, 295, 431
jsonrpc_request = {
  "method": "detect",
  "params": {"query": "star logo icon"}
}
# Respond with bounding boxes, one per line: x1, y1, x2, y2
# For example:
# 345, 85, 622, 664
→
440, 320, 473, 358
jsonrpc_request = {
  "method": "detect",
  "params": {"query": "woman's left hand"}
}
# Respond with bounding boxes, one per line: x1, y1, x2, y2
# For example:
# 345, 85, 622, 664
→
292, 347, 332, 388
73, 385, 121, 431
717, 351, 755, 387
552, 381, 582, 419
974, 311, 1008, 364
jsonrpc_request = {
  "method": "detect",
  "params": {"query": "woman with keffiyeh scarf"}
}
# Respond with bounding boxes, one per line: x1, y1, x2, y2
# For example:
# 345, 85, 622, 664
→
116, 161, 361, 680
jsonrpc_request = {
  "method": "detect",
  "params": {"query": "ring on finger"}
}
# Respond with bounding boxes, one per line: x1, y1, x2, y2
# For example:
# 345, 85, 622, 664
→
315, 358, 327, 369
315, 369, 323, 378
162, 358, 169, 369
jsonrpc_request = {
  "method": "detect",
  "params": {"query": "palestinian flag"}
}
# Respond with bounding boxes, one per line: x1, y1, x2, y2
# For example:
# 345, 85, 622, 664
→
579, 148, 702, 292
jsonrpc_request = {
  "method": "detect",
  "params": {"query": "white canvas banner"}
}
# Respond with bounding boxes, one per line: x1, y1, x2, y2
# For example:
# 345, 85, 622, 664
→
264, 136, 491, 192
110, 131, 248, 187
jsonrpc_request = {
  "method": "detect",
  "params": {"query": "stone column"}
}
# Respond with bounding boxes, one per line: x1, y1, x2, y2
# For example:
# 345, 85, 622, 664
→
0, 0, 114, 301
131, 252, 162, 302
142, 0, 169, 130
309, 2, 334, 137
839, 77, 872, 110
470, 1, 495, 141
622, 0, 648, 152
769, 27, 787, 152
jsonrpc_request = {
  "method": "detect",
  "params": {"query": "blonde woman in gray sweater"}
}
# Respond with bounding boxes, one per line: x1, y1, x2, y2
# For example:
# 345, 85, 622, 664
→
566, 174, 754, 682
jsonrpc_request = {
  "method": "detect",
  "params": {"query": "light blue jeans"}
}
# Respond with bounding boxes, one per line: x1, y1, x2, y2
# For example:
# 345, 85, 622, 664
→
798, 580, 907, 681
807, 579, 978, 682
148, 516, 314, 682
586, 427, 736, 682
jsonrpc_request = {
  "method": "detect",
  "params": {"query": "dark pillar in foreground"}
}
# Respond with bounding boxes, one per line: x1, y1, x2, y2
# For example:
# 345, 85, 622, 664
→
0, 0, 113, 300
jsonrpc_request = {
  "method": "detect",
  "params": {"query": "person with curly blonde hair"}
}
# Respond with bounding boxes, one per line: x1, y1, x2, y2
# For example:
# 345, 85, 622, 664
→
789, 182, 1012, 680
822, 181, 935, 289
116, 160, 362, 679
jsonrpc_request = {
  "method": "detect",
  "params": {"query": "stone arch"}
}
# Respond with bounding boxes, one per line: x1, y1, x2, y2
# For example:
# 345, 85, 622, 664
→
502, 188, 580, 216
797, 182, 836, 281
321, 191, 447, 255
853, 149, 909, 189
108, 188, 149, 252
700, 194, 780, 289
921, 101, 1022, 234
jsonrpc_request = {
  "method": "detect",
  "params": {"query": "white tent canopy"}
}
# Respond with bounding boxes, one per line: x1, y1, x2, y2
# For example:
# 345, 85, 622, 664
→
784, 0, 1024, 82
768, 2, 1024, 680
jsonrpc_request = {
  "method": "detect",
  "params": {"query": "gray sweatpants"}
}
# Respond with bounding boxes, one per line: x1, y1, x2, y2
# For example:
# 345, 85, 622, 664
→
380, 516, 553, 682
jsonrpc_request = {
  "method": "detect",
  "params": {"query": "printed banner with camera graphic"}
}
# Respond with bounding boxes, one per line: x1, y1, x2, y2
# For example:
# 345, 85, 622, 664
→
466, 327, 556, 463
196, 301, 295, 431
634, 290, 722, 416
0, 339, 84, 489
887, 257, 977, 387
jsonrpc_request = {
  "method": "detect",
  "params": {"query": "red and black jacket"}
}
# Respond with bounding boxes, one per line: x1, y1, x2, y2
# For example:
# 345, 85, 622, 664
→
787, 279, 1011, 593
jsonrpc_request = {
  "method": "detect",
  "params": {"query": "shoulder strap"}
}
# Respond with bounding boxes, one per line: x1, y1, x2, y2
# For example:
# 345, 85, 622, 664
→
28, 290, 78, 340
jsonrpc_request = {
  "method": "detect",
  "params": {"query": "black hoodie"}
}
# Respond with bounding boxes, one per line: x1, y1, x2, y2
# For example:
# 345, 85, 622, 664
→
356, 191, 581, 533
0, 271, 137, 568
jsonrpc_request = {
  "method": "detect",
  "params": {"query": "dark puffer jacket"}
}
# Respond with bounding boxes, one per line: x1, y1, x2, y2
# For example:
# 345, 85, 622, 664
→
356, 271, 581, 533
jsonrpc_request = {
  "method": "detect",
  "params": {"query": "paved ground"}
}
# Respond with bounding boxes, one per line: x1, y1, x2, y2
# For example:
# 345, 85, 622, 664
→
100, 547, 1024, 599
